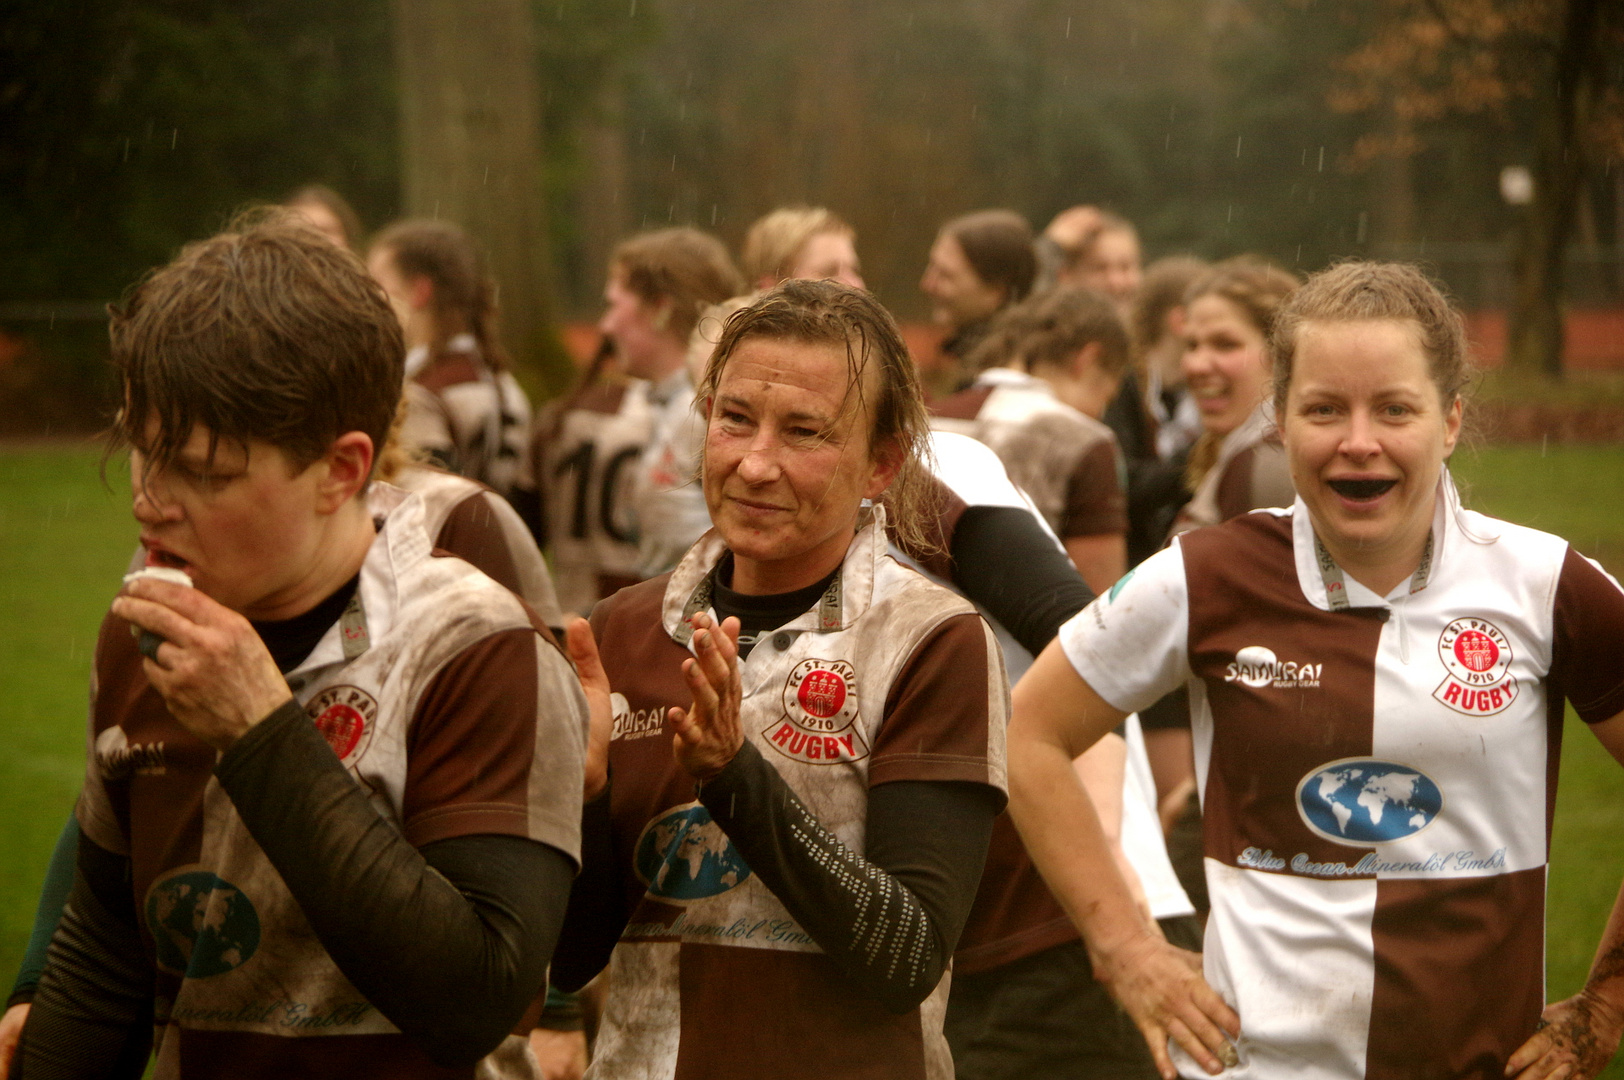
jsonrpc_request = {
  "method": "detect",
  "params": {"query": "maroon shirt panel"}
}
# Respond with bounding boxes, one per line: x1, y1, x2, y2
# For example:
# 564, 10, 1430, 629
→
1364, 867, 1547, 1080
1552, 547, 1624, 725
1180, 515, 1389, 871
929, 385, 994, 422
1059, 438, 1128, 539
673, 943, 926, 1080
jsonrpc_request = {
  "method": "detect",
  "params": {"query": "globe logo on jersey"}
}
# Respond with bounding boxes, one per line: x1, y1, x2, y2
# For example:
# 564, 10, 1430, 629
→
1296, 759, 1444, 846
145, 869, 261, 978
633, 803, 753, 903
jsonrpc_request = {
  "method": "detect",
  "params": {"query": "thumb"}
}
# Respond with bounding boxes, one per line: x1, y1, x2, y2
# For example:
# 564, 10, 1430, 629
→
565, 618, 609, 692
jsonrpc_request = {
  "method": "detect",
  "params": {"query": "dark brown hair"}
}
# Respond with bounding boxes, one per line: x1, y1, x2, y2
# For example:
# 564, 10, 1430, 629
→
1131, 255, 1209, 357
941, 209, 1036, 307
110, 208, 403, 479
612, 227, 745, 343
285, 184, 363, 250
969, 287, 1131, 378
371, 219, 509, 370
1271, 260, 1470, 415
697, 279, 936, 555
1184, 257, 1300, 340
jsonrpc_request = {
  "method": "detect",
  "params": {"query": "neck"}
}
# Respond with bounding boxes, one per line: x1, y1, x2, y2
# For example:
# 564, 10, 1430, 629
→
643, 338, 689, 384
1317, 511, 1434, 599
729, 526, 856, 596
244, 499, 376, 622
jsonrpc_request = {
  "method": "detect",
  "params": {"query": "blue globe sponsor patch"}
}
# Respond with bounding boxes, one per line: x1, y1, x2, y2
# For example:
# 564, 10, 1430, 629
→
633, 803, 752, 903
145, 870, 261, 978
1295, 758, 1443, 845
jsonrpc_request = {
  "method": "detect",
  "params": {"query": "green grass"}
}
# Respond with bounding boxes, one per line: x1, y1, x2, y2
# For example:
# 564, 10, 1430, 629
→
0, 441, 1622, 1070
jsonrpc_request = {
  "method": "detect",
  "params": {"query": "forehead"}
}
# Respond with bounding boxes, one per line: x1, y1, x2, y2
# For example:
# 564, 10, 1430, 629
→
1088, 229, 1139, 262
797, 231, 855, 264
930, 232, 971, 270
1292, 319, 1430, 386
716, 335, 866, 413
1186, 293, 1251, 330
135, 415, 294, 472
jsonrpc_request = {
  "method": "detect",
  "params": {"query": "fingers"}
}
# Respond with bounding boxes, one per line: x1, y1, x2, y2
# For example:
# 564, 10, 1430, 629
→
112, 593, 200, 647
1507, 1030, 1551, 1077
681, 656, 723, 722
120, 576, 220, 623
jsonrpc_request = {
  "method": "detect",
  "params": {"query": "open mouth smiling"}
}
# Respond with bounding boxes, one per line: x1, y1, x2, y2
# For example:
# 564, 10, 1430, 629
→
1327, 478, 1398, 501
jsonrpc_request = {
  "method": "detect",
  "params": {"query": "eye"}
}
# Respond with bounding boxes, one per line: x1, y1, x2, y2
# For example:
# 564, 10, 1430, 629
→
1382, 402, 1412, 419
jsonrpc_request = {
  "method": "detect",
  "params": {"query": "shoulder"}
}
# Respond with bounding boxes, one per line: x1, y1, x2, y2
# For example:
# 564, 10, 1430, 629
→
414, 351, 484, 394
591, 574, 673, 638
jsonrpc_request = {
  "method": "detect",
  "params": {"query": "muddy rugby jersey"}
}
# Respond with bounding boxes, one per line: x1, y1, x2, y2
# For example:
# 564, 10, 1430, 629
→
76, 483, 589, 1078
585, 510, 1008, 1080
401, 335, 533, 498
931, 368, 1127, 541
1059, 482, 1624, 1078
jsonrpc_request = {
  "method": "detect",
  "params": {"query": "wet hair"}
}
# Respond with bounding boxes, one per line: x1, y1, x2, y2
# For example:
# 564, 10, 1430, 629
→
110, 208, 403, 481
1060, 210, 1138, 271
371, 219, 509, 370
1131, 255, 1209, 358
1271, 260, 1470, 415
285, 184, 363, 250
941, 209, 1036, 306
741, 207, 854, 286
1185, 257, 1300, 340
968, 287, 1131, 378
698, 278, 936, 556
611, 227, 745, 343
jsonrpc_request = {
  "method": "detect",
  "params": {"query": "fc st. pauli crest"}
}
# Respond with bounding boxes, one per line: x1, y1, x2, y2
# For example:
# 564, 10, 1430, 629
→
1433, 617, 1518, 716
763, 658, 869, 765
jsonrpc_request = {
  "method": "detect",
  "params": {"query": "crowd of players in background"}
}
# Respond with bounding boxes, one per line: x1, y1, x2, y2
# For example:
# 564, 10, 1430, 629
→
6, 178, 1623, 1080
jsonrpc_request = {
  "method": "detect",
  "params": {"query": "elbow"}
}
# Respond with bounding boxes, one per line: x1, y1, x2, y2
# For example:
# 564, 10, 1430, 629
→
872, 962, 948, 1015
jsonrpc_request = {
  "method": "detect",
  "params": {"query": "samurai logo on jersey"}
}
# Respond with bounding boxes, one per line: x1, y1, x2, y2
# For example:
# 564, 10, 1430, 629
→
305, 685, 377, 762
95, 726, 167, 778
1224, 645, 1323, 689
763, 658, 870, 765
610, 692, 667, 742
1433, 617, 1518, 716
633, 803, 752, 903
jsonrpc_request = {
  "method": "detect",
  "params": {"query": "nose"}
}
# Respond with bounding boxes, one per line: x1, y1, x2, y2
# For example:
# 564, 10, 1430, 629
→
736, 430, 784, 486
1340, 409, 1382, 461
1181, 342, 1210, 378
841, 269, 866, 291
131, 467, 181, 525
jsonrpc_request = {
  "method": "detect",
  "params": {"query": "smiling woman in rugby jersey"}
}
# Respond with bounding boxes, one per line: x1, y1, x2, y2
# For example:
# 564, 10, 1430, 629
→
1007, 261, 1624, 1080
553, 279, 1009, 1080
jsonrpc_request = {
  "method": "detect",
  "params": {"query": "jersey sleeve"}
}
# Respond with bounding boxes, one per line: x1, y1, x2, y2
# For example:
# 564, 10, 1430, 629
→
1059, 437, 1128, 538
868, 611, 1009, 797
436, 490, 565, 627
402, 625, 588, 864
1551, 546, 1624, 724
1057, 542, 1192, 713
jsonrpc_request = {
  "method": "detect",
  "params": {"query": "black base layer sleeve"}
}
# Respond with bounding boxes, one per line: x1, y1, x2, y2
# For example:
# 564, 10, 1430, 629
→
214, 699, 574, 1068
18, 835, 153, 1079
549, 791, 623, 994
698, 740, 1000, 1013
950, 506, 1095, 658
7, 815, 78, 1010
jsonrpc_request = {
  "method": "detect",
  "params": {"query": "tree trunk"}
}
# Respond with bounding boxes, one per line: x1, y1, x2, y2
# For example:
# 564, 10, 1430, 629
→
1504, 0, 1602, 378
390, 0, 572, 396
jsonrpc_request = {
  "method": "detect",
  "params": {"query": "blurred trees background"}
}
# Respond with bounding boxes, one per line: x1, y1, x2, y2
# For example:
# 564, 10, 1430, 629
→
1, 0, 1620, 426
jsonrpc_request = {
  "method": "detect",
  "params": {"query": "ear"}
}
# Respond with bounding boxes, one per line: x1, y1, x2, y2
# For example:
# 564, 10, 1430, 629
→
1070, 341, 1104, 379
1441, 396, 1463, 459
864, 435, 905, 501
315, 431, 375, 513
1166, 305, 1187, 338
406, 274, 434, 313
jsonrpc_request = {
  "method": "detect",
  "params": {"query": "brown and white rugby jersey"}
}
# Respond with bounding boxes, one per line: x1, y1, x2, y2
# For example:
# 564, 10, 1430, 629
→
393, 464, 565, 627
77, 483, 589, 1079
586, 511, 1008, 1080
536, 378, 654, 615
1060, 483, 1624, 1079
1172, 402, 1294, 537
931, 368, 1127, 541
633, 369, 712, 578
401, 336, 534, 498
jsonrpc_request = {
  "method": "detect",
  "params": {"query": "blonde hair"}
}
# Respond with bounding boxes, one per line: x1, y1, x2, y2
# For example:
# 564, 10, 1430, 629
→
741, 207, 854, 286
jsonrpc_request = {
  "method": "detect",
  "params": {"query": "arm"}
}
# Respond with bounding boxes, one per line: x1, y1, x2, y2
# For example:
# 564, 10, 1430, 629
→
1073, 732, 1154, 927
1064, 534, 1128, 597
1008, 643, 1238, 1079
17, 835, 154, 1079
947, 506, 1095, 658
1507, 708, 1624, 1080
8, 815, 78, 1009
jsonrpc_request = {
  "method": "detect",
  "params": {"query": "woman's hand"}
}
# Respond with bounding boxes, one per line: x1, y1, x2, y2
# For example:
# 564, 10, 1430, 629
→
0, 1001, 29, 1075
1506, 992, 1624, 1079
1089, 928, 1240, 1078
565, 618, 612, 801
110, 578, 290, 751
669, 613, 744, 782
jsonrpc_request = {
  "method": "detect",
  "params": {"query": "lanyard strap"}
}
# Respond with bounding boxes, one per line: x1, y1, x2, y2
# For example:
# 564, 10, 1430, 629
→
674, 563, 845, 644
339, 588, 371, 659
1315, 530, 1433, 612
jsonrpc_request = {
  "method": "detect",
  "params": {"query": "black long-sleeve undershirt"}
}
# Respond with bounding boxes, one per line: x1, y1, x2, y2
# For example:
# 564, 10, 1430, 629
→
949, 505, 1096, 657
552, 749, 999, 1014
21, 703, 573, 1074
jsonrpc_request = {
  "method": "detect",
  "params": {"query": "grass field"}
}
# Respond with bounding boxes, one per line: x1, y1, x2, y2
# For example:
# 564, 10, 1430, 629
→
2, 440, 1624, 1070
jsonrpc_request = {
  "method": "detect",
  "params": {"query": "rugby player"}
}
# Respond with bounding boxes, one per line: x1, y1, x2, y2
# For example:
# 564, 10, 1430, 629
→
15, 216, 588, 1079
